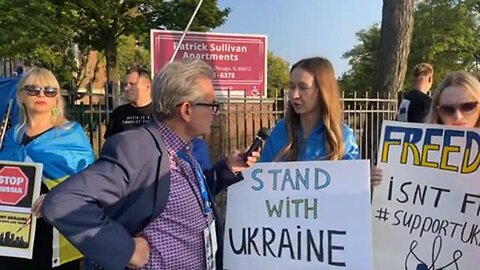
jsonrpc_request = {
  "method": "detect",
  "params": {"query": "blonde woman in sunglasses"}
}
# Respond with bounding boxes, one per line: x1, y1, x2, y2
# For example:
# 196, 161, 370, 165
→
0, 67, 94, 269
371, 72, 480, 187
426, 71, 480, 127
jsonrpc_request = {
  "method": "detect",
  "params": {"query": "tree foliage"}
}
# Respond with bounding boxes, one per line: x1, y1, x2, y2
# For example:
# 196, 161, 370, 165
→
267, 51, 290, 98
339, 25, 380, 95
0, 0, 86, 87
406, 0, 480, 88
341, 0, 480, 95
0, 0, 230, 88
117, 35, 150, 81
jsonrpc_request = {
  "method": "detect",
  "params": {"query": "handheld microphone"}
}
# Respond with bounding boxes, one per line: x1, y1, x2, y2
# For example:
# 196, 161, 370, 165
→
242, 127, 270, 161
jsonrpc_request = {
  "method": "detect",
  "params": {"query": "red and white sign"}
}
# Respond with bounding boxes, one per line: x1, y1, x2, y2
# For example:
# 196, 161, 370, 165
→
0, 166, 28, 205
151, 30, 267, 97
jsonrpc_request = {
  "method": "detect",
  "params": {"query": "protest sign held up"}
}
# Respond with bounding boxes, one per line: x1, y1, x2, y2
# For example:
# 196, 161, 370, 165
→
372, 121, 480, 269
0, 161, 42, 259
224, 160, 372, 270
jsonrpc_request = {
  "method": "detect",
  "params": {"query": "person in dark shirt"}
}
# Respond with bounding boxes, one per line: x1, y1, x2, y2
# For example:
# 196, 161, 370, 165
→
104, 66, 153, 138
397, 63, 434, 123
104, 66, 212, 169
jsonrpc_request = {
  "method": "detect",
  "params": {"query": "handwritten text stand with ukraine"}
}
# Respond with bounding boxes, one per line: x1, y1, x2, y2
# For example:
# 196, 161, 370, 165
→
224, 160, 372, 270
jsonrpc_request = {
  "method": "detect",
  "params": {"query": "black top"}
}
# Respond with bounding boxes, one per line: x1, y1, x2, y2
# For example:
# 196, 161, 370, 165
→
104, 102, 153, 139
21, 127, 54, 145
397, 89, 432, 123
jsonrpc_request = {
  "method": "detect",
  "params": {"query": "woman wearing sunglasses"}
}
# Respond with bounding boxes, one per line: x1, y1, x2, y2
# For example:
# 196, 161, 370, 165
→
0, 67, 94, 269
372, 71, 480, 188
425, 71, 480, 127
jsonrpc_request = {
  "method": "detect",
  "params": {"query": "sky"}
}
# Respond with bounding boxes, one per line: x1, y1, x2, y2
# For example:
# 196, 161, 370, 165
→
213, 0, 383, 76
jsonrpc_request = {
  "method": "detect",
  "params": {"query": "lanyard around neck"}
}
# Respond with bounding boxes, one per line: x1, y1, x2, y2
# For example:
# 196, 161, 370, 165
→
177, 150, 212, 215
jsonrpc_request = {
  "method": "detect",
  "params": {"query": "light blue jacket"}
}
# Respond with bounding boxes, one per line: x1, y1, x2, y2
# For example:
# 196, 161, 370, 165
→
260, 119, 359, 162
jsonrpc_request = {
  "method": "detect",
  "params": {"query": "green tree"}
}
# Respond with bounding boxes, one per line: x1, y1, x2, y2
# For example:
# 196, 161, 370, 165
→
267, 51, 289, 98
117, 35, 150, 81
341, 0, 480, 95
0, 1, 89, 87
406, 0, 480, 89
339, 25, 380, 96
0, 0, 229, 89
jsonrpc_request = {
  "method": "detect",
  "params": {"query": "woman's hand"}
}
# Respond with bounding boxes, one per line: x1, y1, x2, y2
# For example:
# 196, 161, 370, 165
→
32, 194, 46, 217
371, 166, 383, 188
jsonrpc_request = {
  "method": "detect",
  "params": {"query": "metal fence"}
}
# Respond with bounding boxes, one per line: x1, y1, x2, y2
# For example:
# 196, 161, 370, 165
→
65, 88, 398, 162
343, 91, 398, 163
63, 84, 114, 157
0, 59, 17, 77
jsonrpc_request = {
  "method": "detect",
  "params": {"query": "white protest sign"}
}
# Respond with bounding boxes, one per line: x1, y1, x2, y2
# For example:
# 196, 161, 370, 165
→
224, 160, 372, 270
372, 121, 480, 269
0, 160, 43, 259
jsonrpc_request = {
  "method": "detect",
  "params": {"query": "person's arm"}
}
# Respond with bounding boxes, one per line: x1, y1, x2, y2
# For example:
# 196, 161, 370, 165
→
192, 138, 212, 170
204, 149, 260, 195
41, 134, 152, 270
204, 159, 241, 195
342, 125, 360, 160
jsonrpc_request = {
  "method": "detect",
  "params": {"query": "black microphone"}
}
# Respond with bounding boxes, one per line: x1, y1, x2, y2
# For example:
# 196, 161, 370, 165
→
242, 127, 270, 161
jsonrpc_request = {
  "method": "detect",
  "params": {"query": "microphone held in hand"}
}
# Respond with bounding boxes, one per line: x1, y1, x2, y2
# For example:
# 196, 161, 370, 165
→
242, 127, 270, 161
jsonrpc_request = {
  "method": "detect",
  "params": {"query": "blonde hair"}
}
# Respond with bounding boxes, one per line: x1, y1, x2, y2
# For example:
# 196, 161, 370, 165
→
426, 71, 480, 127
16, 67, 67, 128
275, 57, 345, 161
413, 63, 434, 78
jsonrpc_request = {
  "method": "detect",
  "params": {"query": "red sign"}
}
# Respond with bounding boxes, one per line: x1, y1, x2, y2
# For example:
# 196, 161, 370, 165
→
151, 30, 267, 97
0, 166, 29, 205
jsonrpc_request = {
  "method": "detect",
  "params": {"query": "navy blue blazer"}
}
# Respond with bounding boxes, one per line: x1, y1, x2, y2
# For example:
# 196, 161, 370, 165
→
41, 123, 242, 270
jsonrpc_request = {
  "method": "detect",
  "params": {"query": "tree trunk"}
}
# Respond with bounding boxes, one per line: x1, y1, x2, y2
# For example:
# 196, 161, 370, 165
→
373, 0, 414, 98
105, 36, 120, 107
362, 0, 415, 166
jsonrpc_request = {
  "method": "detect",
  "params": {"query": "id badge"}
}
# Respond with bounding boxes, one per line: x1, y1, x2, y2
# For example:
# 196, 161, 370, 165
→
204, 219, 217, 270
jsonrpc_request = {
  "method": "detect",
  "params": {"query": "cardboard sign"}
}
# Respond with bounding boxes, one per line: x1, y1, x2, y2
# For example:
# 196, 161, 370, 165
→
372, 121, 480, 269
0, 161, 42, 259
224, 160, 372, 269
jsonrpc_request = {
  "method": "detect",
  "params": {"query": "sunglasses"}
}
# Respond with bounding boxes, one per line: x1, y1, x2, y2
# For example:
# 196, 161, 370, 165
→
22, 85, 59, 98
437, 101, 479, 116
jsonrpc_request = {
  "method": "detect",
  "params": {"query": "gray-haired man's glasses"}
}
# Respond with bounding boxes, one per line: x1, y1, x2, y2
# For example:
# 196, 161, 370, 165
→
176, 101, 221, 113
193, 102, 221, 113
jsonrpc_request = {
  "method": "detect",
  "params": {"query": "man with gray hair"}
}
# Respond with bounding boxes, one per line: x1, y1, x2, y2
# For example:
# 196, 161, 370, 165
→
41, 59, 259, 270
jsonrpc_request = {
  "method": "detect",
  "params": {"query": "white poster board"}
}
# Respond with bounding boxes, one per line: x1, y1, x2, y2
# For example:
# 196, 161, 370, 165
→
0, 160, 43, 259
224, 160, 372, 270
372, 121, 480, 269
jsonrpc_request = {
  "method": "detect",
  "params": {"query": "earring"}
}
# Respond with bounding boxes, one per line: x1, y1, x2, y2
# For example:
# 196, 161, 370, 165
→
52, 107, 59, 115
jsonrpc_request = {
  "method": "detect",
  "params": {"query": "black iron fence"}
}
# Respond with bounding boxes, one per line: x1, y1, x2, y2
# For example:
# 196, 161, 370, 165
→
65, 87, 398, 162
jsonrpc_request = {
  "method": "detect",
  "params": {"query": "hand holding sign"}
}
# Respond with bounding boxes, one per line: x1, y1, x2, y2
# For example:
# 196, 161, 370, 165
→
31, 194, 46, 217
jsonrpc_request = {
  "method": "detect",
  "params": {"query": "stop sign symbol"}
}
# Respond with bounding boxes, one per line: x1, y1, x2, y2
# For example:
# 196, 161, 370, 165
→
0, 166, 29, 205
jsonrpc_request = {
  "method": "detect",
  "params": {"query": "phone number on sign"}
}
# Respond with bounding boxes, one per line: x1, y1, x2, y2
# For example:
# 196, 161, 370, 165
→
214, 72, 235, 79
